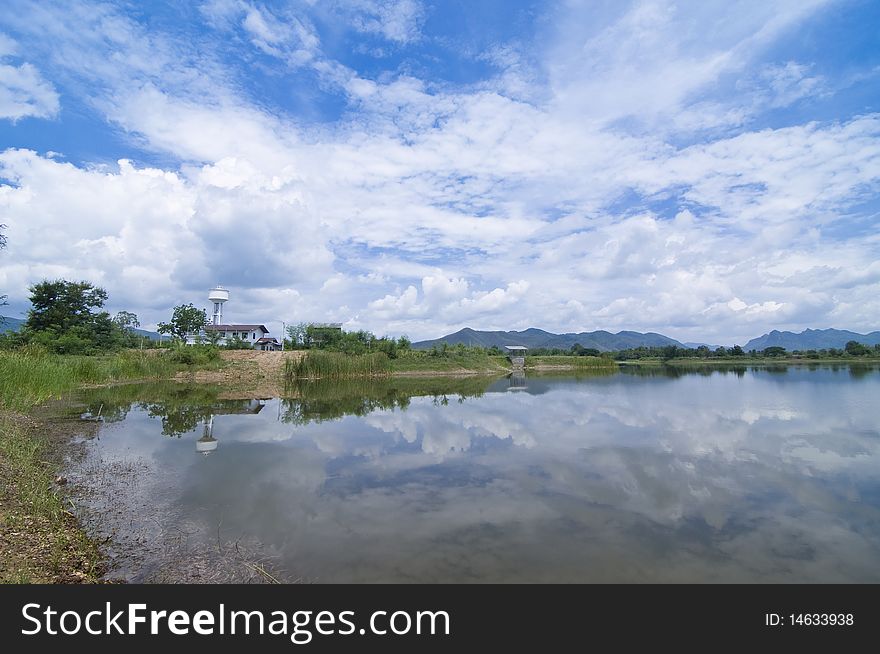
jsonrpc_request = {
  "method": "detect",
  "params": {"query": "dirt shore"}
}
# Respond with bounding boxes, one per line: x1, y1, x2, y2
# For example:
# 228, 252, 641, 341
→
174, 350, 305, 398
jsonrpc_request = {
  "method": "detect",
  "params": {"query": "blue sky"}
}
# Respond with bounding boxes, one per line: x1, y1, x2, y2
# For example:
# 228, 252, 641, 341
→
0, 0, 879, 343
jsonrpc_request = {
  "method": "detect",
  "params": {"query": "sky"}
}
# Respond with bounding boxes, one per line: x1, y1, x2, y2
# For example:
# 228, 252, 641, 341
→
0, 0, 878, 345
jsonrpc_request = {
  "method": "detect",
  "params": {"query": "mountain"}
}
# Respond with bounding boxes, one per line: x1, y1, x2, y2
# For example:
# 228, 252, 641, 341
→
0, 315, 166, 340
413, 327, 686, 352
132, 328, 169, 341
0, 316, 24, 332
744, 328, 880, 351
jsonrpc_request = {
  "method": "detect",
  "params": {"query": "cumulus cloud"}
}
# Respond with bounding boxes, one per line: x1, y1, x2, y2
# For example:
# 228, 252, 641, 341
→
0, 0, 878, 343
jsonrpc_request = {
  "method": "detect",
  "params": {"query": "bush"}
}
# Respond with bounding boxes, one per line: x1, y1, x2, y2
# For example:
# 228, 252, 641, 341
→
168, 344, 220, 365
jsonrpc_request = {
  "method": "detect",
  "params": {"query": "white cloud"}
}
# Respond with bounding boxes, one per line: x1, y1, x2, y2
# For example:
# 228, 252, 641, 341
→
1, 0, 878, 344
342, 0, 425, 44
0, 60, 59, 120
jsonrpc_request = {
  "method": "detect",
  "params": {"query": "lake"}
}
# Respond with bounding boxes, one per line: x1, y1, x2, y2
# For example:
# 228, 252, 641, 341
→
68, 365, 880, 583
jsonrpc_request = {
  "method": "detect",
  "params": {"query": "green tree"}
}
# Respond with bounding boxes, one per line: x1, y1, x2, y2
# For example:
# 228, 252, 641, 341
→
23, 280, 117, 352
730, 345, 745, 356
157, 303, 207, 342
113, 310, 140, 332
845, 340, 870, 356
286, 322, 310, 348
762, 346, 786, 357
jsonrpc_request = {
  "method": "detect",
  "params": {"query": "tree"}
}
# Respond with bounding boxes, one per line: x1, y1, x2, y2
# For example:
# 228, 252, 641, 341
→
845, 340, 870, 356
113, 311, 140, 332
23, 280, 118, 352
286, 322, 310, 348
762, 346, 786, 357
157, 303, 207, 342
730, 345, 745, 356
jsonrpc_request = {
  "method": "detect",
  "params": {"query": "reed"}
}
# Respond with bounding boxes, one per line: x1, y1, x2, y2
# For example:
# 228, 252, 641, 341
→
283, 351, 391, 381
0, 347, 181, 411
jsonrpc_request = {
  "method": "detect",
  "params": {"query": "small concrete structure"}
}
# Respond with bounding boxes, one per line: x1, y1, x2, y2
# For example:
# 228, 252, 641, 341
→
505, 345, 528, 369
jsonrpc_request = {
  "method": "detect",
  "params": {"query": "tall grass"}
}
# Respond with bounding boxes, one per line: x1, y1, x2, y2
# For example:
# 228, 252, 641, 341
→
0, 346, 182, 411
283, 351, 391, 381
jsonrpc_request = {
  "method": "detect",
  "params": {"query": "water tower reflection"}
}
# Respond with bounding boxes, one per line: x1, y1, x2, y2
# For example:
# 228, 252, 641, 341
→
195, 399, 267, 456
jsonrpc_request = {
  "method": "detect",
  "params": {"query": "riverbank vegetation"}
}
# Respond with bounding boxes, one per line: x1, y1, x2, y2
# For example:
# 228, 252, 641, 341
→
525, 355, 617, 370
0, 346, 222, 411
609, 342, 880, 365
283, 350, 392, 381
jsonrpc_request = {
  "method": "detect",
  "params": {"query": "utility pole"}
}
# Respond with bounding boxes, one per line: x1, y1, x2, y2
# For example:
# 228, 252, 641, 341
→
281, 321, 285, 351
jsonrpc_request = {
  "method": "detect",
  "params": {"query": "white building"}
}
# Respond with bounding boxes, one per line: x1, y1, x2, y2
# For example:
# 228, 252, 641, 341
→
185, 286, 282, 350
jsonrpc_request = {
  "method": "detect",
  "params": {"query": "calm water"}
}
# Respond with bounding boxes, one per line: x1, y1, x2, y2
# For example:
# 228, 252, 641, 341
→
71, 365, 880, 582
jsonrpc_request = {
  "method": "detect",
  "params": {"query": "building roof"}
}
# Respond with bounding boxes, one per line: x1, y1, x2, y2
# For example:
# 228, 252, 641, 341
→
255, 337, 280, 344
204, 324, 269, 332
504, 345, 529, 351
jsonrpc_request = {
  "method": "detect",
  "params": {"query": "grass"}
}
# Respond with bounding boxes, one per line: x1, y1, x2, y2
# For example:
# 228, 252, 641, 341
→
0, 415, 104, 583
0, 346, 222, 411
284, 351, 392, 381
389, 350, 509, 374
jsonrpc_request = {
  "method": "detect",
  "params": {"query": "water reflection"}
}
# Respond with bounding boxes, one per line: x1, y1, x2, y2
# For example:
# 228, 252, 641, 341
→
508, 371, 527, 390
196, 416, 218, 456
73, 365, 880, 582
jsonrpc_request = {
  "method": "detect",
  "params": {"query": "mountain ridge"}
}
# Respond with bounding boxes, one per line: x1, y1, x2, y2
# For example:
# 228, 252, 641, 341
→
744, 328, 880, 351
413, 327, 686, 352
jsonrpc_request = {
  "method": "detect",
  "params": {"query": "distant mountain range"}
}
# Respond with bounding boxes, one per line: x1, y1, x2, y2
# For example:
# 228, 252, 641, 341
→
744, 329, 880, 351
414, 326, 880, 353
0, 315, 167, 340
413, 327, 685, 352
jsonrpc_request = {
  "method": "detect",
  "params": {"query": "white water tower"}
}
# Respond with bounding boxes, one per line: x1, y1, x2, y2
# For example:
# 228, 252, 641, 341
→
208, 285, 229, 326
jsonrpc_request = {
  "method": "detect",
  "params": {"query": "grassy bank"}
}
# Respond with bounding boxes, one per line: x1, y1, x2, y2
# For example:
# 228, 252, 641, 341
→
390, 350, 509, 374
525, 355, 617, 370
0, 414, 104, 582
0, 346, 222, 411
283, 350, 620, 379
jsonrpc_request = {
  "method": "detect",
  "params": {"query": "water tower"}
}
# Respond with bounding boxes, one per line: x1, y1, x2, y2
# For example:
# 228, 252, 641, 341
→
208, 285, 229, 326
